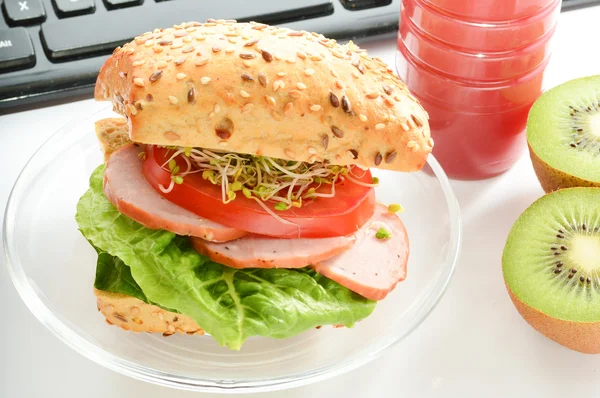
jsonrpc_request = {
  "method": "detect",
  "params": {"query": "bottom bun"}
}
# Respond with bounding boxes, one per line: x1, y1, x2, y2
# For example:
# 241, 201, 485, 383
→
95, 288, 205, 336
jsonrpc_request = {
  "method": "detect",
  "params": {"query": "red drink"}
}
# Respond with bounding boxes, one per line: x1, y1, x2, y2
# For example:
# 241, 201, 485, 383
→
397, 0, 560, 179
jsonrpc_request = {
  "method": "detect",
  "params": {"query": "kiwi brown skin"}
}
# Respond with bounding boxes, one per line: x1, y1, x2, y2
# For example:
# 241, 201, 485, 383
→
506, 284, 600, 354
529, 144, 600, 193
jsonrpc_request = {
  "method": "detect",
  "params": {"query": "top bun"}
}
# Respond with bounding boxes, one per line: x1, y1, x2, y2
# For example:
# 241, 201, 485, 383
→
95, 20, 432, 171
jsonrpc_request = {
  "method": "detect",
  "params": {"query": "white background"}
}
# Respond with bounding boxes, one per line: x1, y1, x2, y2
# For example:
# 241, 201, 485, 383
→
1, 6, 599, 398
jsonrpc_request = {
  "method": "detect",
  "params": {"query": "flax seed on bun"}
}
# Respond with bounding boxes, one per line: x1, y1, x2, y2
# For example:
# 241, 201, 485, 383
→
94, 20, 432, 172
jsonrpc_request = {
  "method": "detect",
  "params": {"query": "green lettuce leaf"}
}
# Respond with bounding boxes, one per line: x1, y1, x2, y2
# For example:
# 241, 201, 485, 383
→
94, 249, 148, 303
76, 165, 376, 349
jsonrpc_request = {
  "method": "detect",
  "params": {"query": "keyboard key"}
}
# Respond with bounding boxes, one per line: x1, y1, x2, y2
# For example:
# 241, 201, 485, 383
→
339, 0, 392, 10
3, 0, 46, 25
53, 0, 95, 17
41, 0, 333, 61
103, 0, 143, 9
0, 28, 35, 72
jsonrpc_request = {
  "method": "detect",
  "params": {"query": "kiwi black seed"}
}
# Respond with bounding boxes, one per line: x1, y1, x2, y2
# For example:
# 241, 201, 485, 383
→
503, 187, 600, 353
527, 75, 600, 192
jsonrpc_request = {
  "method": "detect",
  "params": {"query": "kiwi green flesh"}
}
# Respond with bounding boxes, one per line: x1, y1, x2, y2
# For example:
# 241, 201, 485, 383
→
503, 188, 600, 322
527, 75, 600, 183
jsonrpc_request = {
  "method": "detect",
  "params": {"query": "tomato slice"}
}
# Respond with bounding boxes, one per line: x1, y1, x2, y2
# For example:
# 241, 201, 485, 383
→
142, 146, 376, 238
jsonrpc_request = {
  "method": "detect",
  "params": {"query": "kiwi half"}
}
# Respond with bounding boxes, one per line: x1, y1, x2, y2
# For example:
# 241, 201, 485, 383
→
503, 187, 600, 353
527, 75, 600, 192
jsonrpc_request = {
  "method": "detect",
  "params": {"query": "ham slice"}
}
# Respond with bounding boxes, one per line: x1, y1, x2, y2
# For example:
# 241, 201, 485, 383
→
313, 204, 409, 300
190, 234, 356, 269
103, 144, 247, 242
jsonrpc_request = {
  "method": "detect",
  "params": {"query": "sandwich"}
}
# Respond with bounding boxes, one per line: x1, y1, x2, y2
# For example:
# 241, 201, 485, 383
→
75, 19, 433, 350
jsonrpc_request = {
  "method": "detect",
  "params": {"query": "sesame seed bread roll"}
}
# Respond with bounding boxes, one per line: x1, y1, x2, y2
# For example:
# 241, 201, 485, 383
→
95, 288, 205, 336
95, 20, 433, 172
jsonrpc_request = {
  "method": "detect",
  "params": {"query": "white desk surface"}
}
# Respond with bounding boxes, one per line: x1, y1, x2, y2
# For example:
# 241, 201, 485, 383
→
2, 7, 599, 398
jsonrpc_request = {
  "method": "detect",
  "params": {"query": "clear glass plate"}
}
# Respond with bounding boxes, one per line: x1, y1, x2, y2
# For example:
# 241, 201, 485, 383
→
4, 107, 462, 393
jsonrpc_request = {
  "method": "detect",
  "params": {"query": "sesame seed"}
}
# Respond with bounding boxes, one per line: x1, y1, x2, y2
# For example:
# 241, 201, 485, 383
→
366, 92, 379, 99
196, 34, 206, 41
225, 46, 235, 53
274, 53, 283, 60
385, 151, 397, 163
284, 102, 294, 114
240, 53, 256, 59
359, 114, 368, 122
144, 39, 154, 47
407, 141, 417, 149
194, 58, 209, 66
385, 98, 395, 107
335, 80, 344, 89
400, 123, 409, 131
285, 58, 296, 64
188, 87, 196, 104
288, 31, 304, 36
126, 47, 135, 55
331, 69, 339, 77
132, 59, 146, 67
157, 60, 168, 69
277, 72, 286, 77
212, 45, 222, 52
410, 143, 420, 152
239, 90, 250, 98
265, 95, 276, 106
273, 80, 283, 91
272, 110, 282, 121
176, 73, 187, 80
200, 76, 211, 85
173, 30, 188, 38
297, 51, 307, 59
228, 37, 238, 44
341, 96, 352, 113
181, 45, 194, 54
330, 92, 340, 108
174, 56, 186, 66
149, 70, 163, 82
374, 153, 382, 166
244, 38, 259, 47
152, 46, 163, 53
407, 116, 416, 129
171, 42, 183, 49
258, 72, 268, 86
129, 104, 137, 115
186, 27, 196, 32
241, 73, 254, 81
284, 148, 296, 159
289, 90, 302, 98
168, 95, 178, 104
242, 103, 254, 113
411, 114, 424, 127
332, 51, 345, 59
322, 135, 329, 150
383, 85, 393, 95
133, 78, 145, 87
214, 104, 221, 113
297, 82, 307, 90
164, 56, 173, 62
395, 95, 402, 102
427, 138, 434, 147
261, 50, 273, 62
331, 126, 344, 138
375, 123, 385, 130
310, 105, 321, 112
243, 60, 253, 67
183, 36, 193, 43
146, 93, 153, 102
305, 68, 315, 76
349, 149, 358, 159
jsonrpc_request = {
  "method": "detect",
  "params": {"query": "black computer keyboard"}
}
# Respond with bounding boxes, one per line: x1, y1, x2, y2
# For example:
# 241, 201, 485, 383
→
0, 0, 597, 110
